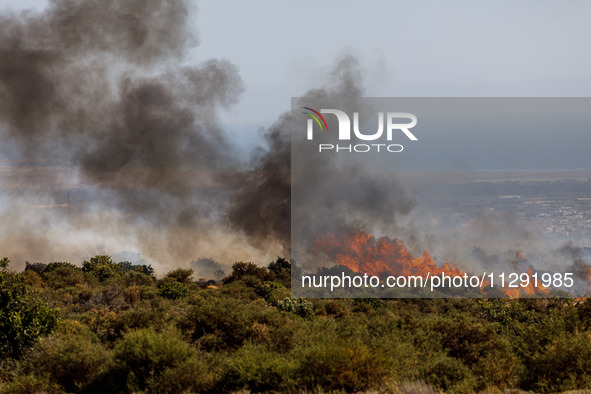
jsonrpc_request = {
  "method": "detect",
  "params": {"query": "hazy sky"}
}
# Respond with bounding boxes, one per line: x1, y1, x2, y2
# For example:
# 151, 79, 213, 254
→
2, 0, 591, 169
197, 1, 591, 123
3, 0, 591, 124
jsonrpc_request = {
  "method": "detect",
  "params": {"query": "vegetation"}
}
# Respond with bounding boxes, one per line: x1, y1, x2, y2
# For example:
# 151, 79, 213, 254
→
1, 255, 591, 393
0, 258, 59, 359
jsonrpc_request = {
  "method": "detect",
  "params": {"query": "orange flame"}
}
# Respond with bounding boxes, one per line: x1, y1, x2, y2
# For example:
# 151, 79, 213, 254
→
314, 230, 462, 278
314, 230, 551, 298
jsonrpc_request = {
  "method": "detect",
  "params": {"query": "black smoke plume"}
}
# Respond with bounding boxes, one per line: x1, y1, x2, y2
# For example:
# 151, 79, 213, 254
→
0, 0, 251, 269
226, 56, 415, 260
0, 1, 414, 272
0, 0, 242, 217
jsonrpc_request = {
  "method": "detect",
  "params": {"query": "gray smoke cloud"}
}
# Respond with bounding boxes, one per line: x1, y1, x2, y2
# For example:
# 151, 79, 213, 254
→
0, 0, 242, 217
227, 55, 415, 256
222, 55, 417, 274
1, 1, 587, 298
190, 257, 225, 280
0, 0, 269, 271
1, 1, 393, 272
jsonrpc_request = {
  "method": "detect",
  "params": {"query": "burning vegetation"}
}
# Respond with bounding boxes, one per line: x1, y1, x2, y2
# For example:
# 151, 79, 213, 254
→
312, 229, 582, 298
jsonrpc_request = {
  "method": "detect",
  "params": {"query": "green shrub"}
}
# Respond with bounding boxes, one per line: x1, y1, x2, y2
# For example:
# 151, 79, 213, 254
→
264, 287, 291, 307
117, 261, 155, 277
157, 282, 189, 299
353, 297, 384, 310
21, 270, 45, 288
164, 268, 194, 284
267, 257, 291, 287
479, 298, 540, 334
109, 328, 210, 393
473, 346, 521, 391
254, 281, 290, 305
101, 300, 172, 342
180, 297, 295, 351
42, 262, 79, 273
50, 286, 93, 309
277, 297, 314, 318
82, 255, 121, 281
521, 331, 591, 392
437, 319, 500, 367
23, 262, 47, 275
420, 353, 478, 393
218, 280, 260, 300
1, 374, 64, 394
0, 269, 60, 358
22, 333, 111, 392
121, 270, 154, 287
86, 285, 127, 311
225, 261, 271, 283
42, 266, 89, 289
138, 285, 159, 300
323, 299, 350, 317
218, 343, 297, 392
295, 339, 388, 391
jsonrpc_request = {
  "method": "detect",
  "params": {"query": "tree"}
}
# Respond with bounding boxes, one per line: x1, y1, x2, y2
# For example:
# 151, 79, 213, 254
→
158, 282, 189, 299
24, 261, 47, 274
109, 328, 207, 393
43, 261, 79, 274
0, 256, 9, 271
82, 255, 122, 281
224, 262, 271, 283
118, 261, 155, 277
268, 257, 291, 286
0, 258, 59, 358
132, 264, 155, 277
164, 268, 194, 284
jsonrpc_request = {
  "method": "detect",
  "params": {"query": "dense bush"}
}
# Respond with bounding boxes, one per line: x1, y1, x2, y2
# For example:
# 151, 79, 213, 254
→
108, 328, 211, 393
21, 333, 111, 392
1, 374, 63, 394
117, 261, 155, 277
217, 343, 297, 392
0, 261, 60, 359
43, 262, 79, 273
224, 261, 272, 283
23, 261, 46, 274
295, 339, 388, 391
277, 297, 314, 318
157, 281, 189, 299
164, 268, 194, 284
82, 255, 122, 281
42, 265, 90, 289
267, 257, 291, 287
520, 330, 591, 392
2, 255, 591, 393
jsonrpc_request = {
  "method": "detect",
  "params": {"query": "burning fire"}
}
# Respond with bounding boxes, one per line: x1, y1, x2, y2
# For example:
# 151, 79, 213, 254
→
314, 230, 462, 278
314, 229, 550, 298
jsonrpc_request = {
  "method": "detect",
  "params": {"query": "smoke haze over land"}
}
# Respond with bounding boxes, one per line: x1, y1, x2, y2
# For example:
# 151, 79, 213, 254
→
1, 1, 591, 294
0, 0, 396, 273
0, 0, 274, 271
